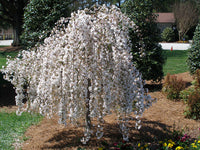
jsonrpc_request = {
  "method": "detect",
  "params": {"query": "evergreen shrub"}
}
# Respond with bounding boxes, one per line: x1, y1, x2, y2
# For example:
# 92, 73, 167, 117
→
161, 27, 175, 42
187, 23, 200, 74
121, 0, 166, 82
21, 0, 71, 49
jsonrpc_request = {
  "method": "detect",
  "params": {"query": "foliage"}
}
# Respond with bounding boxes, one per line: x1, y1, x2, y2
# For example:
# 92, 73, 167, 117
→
162, 73, 186, 100
2, 5, 154, 144
0, 110, 43, 150
21, 0, 71, 49
182, 70, 200, 120
153, 0, 175, 12
161, 27, 175, 42
180, 87, 195, 103
184, 90, 200, 120
163, 50, 188, 75
173, 0, 199, 41
188, 23, 200, 74
121, 0, 166, 82
0, 0, 28, 46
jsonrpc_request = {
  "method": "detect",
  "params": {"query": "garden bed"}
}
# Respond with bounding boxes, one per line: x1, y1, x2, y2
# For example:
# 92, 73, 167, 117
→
19, 72, 200, 149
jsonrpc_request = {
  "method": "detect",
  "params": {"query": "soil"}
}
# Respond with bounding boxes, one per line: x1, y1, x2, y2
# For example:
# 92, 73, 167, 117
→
0, 46, 199, 149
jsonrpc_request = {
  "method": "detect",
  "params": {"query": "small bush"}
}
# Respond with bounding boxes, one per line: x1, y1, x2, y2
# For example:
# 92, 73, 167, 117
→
180, 87, 195, 103
161, 27, 175, 42
180, 70, 200, 103
162, 73, 186, 100
194, 69, 200, 88
184, 90, 200, 120
183, 70, 200, 120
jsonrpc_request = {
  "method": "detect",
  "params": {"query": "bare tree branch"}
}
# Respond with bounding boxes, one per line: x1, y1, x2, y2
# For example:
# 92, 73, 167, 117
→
173, 1, 199, 41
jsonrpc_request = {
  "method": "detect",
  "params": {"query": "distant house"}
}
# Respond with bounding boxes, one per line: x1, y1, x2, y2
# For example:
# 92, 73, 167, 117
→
0, 27, 13, 40
155, 13, 175, 33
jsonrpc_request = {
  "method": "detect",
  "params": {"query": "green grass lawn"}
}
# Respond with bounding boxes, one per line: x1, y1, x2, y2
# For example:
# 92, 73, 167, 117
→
163, 50, 188, 75
0, 51, 19, 69
0, 110, 43, 150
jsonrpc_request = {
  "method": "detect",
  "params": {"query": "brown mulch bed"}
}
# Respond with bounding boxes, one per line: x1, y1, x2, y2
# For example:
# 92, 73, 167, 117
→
18, 72, 199, 150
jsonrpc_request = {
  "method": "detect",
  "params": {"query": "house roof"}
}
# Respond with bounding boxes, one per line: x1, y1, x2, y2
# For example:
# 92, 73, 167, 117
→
155, 13, 175, 23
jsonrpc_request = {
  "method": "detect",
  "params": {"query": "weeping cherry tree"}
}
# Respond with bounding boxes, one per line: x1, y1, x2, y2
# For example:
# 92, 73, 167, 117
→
2, 5, 155, 144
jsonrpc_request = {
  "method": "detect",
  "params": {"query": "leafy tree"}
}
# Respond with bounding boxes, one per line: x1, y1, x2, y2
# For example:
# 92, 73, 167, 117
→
21, 0, 72, 49
153, 0, 175, 12
187, 23, 200, 74
0, 0, 28, 46
122, 0, 166, 82
2, 5, 154, 143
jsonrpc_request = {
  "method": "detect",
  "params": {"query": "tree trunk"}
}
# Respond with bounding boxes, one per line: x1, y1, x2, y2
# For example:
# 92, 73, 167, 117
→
12, 27, 20, 46
12, 1, 25, 47
86, 78, 91, 129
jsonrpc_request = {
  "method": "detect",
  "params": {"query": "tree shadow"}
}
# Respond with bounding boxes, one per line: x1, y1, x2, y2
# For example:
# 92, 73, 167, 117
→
42, 118, 174, 149
144, 83, 163, 92
145, 80, 192, 92
0, 72, 16, 107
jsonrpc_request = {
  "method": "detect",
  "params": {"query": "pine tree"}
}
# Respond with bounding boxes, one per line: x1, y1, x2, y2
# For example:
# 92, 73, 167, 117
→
187, 23, 200, 74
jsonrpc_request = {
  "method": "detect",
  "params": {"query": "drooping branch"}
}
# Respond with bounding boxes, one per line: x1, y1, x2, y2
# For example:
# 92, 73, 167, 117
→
2, 5, 154, 144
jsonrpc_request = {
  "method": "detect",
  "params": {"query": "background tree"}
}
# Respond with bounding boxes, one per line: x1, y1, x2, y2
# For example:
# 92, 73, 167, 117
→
173, 0, 199, 41
0, 0, 28, 46
21, 0, 72, 49
21, 0, 126, 50
187, 22, 200, 74
122, 0, 166, 82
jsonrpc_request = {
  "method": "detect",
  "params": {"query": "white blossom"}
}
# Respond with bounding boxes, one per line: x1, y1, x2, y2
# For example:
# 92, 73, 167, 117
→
1, 5, 155, 143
